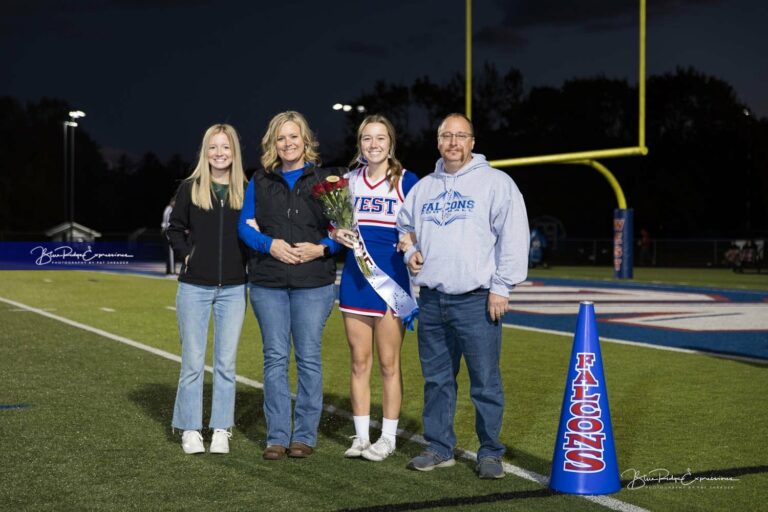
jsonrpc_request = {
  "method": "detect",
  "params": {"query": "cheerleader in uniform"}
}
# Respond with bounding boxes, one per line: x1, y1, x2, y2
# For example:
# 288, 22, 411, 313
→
332, 115, 418, 462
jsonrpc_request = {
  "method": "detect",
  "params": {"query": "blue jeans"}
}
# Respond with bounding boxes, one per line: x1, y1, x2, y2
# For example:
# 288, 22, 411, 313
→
172, 282, 246, 431
417, 288, 505, 460
248, 283, 334, 447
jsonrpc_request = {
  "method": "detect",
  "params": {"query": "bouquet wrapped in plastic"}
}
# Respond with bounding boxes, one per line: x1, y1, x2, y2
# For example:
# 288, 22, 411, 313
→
311, 175, 372, 277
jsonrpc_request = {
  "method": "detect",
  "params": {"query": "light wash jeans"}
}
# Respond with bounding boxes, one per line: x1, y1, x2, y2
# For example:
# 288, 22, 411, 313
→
248, 283, 334, 448
172, 282, 246, 431
416, 287, 505, 460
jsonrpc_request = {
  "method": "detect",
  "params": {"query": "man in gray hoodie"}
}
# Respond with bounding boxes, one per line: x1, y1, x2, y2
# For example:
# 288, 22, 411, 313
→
397, 113, 529, 479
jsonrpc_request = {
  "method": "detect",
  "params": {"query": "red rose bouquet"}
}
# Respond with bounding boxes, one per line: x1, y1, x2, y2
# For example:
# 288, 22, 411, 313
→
312, 175, 372, 277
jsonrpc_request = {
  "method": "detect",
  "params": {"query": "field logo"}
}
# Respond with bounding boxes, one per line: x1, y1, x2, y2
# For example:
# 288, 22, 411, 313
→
550, 302, 621, 495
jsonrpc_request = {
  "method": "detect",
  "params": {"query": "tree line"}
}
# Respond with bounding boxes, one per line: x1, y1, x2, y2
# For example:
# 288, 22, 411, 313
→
1, 65, 765, 239
339, 65, 767, 239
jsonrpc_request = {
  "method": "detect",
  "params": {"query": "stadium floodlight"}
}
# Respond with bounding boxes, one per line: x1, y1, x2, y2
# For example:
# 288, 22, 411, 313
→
63, 109, 86, 241
333, 103, 366, 113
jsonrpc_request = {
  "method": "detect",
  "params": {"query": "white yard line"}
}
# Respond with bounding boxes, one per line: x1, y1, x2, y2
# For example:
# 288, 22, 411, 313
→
95, 270, 768, 364
2, 296, 183, 364
1, 295, 648, 512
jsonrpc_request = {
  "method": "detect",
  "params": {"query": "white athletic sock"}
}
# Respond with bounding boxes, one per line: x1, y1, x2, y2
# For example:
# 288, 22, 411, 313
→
381, 417, 399, 445
353, 415, 370, 441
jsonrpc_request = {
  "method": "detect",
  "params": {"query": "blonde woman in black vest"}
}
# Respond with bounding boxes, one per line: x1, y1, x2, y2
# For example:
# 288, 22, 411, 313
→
238, 111, 341, 460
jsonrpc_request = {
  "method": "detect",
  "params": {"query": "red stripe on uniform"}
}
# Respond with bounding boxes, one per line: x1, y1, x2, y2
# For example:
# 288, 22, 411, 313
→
357, 219, 397, 226
339, 304, 386, 317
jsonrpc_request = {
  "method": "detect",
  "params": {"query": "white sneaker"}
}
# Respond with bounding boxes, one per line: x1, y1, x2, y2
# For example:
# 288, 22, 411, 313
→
181, 430, 204, 454
344, 436, 371, 458
210, 429, 231, 454
361, 437, 395, 462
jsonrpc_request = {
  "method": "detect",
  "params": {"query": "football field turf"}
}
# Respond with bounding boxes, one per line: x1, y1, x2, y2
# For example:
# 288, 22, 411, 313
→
1, 270, 766, 511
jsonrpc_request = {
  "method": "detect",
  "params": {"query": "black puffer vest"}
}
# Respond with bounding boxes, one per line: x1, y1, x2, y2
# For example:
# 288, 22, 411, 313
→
247, 165, 343, 288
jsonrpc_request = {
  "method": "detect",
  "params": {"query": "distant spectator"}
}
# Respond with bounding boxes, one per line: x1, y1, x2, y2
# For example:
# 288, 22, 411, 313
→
161, 198, 176, 275
741, 240, 757, 268
724, 243, 742, 272
529, 228, 548, 268
638, 227, 652, 266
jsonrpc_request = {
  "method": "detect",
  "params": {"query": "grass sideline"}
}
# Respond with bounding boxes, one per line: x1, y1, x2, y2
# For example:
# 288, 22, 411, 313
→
1, 270, 767, 511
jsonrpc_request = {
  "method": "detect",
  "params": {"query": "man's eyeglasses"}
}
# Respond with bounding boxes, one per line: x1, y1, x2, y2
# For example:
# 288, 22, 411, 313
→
438, 132, 473, 142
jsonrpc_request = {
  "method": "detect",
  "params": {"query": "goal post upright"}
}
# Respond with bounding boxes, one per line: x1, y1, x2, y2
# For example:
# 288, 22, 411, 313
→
464, 0, 648, 278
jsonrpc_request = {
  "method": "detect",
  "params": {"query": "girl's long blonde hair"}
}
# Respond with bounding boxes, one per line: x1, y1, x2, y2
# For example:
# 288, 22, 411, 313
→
348, 114, 404, 191
260, 111, 321, 172
186, 124, 247, 210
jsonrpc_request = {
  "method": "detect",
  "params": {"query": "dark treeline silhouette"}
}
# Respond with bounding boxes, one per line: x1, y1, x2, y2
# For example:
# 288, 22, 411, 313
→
0, 97, 190, 237
336, 65, 767, 238
1, 65, 765, 239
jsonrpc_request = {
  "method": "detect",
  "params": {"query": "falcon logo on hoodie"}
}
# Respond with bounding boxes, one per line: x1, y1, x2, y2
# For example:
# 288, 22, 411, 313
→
420, 190, 475, 226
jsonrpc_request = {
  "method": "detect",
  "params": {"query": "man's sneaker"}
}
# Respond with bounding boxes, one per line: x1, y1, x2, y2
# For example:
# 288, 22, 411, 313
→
181, 430, 204, 454
344, 436, 371, 458
361, 437, 395, 462
209, 429, 231, 454
407, 451, 456, 471
476, 456, 505, 479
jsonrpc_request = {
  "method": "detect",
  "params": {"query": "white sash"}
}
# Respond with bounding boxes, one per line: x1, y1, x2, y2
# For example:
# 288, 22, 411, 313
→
349, 169, 418, 328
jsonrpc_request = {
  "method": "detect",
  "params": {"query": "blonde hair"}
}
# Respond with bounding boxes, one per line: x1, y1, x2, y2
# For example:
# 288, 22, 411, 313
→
260, 111, 321, 172
348, 114, 404, 191
186, 124, 247, 211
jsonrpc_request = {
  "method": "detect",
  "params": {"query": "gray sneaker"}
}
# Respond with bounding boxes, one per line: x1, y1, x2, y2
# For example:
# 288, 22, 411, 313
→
476, 456, 505, 479
407, 451, 456, 471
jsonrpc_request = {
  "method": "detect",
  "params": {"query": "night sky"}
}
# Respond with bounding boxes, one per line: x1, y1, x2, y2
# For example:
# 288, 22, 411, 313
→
2, 0, 766, 166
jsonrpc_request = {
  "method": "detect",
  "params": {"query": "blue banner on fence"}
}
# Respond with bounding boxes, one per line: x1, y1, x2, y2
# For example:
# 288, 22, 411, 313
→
612, 208, 633, 279
0, 242, 159, 270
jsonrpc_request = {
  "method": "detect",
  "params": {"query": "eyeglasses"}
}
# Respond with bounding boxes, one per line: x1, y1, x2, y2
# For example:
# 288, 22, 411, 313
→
438, 132, 473, 142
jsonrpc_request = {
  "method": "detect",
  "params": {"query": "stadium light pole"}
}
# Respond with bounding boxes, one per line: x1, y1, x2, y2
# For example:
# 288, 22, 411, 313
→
65, 110, 86, 241
465, 0, 472, 120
